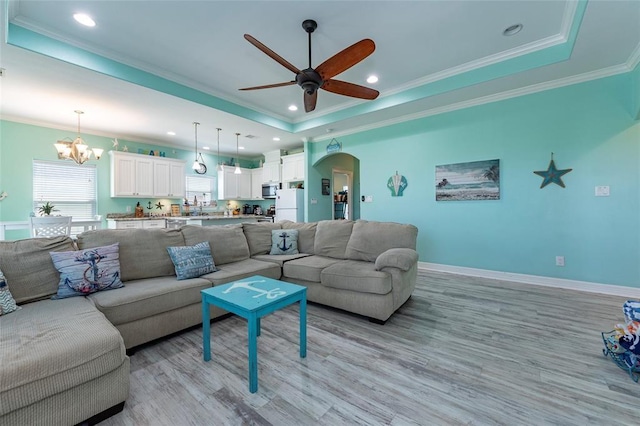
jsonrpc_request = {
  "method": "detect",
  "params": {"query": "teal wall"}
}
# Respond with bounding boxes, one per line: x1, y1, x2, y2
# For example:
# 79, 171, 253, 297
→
0, 121, 267, 239
309, 72, 640, 288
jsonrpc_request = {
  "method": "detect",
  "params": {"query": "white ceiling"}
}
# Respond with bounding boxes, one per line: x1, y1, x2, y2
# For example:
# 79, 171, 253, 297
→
1, 0, 639, 157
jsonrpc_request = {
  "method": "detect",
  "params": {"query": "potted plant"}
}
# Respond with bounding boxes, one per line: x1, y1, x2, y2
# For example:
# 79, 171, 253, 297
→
38, 202, 57, 216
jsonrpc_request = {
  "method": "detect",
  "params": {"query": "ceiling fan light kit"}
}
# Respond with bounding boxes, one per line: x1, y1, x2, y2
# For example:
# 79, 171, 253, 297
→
240, 19, 379, 112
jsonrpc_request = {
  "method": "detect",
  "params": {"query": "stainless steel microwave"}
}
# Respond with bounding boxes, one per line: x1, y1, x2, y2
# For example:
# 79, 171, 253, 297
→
261, 183, 280, 198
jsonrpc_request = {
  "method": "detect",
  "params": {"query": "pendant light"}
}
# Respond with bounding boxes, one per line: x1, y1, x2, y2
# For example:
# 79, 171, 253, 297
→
234, 133, 242, 174
216, 128, 223, 172
192, 122, 200, 170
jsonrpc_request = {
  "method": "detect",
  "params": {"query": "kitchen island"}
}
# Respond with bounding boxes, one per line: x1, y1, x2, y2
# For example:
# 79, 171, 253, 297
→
106, 215, 273, 229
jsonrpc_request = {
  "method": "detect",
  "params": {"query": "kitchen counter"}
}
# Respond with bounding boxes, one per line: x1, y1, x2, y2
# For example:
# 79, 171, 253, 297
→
167, 215, 269, 221
106, 215, 273, 229
106, 215, 269, 221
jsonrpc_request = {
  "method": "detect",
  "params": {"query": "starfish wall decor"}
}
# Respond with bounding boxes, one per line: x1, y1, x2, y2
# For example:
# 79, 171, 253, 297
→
533, 153, 572, 189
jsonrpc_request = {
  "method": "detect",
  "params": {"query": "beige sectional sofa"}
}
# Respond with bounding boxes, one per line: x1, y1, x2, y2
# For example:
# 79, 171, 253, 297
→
0, 219, 417, 424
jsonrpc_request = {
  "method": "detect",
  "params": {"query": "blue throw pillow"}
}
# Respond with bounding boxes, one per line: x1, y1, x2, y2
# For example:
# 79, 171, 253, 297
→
50, 243, 124, 299
0, 267, 20, 316
270, 229, 299, 255
167, 241, 217, 280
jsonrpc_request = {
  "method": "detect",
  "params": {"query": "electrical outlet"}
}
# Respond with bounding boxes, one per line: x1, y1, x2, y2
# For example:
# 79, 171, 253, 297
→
364, 195, 373, 203
310, 198, 317, 204
126, 206, 131, 213
595, 186, 610, 197
556, 256, 565, 267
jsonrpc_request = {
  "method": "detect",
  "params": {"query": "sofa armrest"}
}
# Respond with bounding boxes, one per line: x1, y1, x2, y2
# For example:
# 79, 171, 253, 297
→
375, 248, 418, 272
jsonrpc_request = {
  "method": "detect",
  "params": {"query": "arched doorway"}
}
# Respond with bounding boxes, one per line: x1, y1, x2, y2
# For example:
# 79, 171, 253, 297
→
310, 152, 360, 222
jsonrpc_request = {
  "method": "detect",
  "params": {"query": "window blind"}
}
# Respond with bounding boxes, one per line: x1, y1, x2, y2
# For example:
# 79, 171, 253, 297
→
33, 160, 97, 220
186, 175, 215, 204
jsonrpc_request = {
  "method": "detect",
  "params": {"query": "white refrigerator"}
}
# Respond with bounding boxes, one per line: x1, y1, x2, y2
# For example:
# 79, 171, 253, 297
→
275, 188, 304, 222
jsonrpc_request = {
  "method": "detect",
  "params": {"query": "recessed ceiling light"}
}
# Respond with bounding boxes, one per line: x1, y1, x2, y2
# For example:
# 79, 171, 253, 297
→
166, 131, 176, 136
73, 13, 96, 27
288, 105, 298, 111
273, 137, 280, 141
203, 146, 210, 150
503, 24, 523, 36
239, 146, 245, 150
366, 75, 378, 84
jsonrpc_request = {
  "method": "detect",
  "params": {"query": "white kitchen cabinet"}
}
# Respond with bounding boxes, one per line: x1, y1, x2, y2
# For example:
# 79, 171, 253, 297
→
110, 151, 154, 197
107, 219, 166, 229
153, 158, 186, 198
107, 220, 141, 229
237, 170, 252, 199
142, 219, 166, 229
110, 151, 185, 198
218, 166, 238, 200
218, 165, 252, 199
251, 168, 264, 199
262, 160, 281, 184
281, 153, 305, 182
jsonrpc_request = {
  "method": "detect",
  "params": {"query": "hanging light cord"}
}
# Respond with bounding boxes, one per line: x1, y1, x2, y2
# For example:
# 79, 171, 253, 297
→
193, 122, 200, 161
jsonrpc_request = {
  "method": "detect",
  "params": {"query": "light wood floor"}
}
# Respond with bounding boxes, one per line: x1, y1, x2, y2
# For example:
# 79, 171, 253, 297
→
102, 270, 640, 425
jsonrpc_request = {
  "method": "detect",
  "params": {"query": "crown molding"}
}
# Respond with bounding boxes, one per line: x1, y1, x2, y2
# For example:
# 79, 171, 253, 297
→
313, 63, 631, 143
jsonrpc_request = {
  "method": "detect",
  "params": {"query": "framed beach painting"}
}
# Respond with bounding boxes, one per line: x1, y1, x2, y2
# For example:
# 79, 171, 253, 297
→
435, 159, 500, 201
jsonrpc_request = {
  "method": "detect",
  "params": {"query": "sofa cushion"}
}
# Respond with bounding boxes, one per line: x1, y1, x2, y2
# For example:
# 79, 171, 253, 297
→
182, 225, 250, 266
167, 241, 217, 280
270, 229, 299, 255
77, 229, 185, 281
281, 221, 317, 254
345, 220, 418, 262
0, 267, 20, 316
282, 255, 342, 283
252, 253, 312, 267
200, 258, 281, 286
0, 297, 125, 416
320, 260, 392, 295
88, 276, 211, 325
0, 236, 76, 304
313, 220, 354, 259
50, 243, 124, 298
242, 222, 282, 256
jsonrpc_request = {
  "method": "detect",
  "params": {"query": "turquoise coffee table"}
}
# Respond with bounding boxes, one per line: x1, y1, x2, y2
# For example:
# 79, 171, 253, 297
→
201, 275, 307, 393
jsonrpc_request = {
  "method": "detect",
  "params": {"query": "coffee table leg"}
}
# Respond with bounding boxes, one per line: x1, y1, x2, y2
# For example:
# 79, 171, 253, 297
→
202, 297, 211, 362
300, 294, 307, 358
248, 314, 258, 393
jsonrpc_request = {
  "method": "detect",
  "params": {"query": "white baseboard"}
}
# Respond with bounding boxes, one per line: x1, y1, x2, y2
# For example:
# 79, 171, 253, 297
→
418, 262, 640, 298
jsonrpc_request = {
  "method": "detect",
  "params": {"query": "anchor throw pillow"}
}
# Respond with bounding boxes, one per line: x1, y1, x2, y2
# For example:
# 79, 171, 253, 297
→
167, 241, 218, 280
270, 229, 299, 255
50, 243, 124, 299
0, 267, 20, 316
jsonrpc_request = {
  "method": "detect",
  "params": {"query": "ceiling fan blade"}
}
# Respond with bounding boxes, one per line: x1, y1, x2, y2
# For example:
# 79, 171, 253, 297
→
322, 79, 379, 100
316, 39, 375, 80
239, 81, 296, 91
304, 91, 318, 112
244, 34, 301, 74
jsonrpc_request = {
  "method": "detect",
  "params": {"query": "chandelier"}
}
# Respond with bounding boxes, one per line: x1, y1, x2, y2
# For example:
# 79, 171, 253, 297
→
54, 110, 103, 165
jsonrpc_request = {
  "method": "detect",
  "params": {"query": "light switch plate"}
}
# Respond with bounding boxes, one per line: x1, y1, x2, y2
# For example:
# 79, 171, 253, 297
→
595, 186, 610, 197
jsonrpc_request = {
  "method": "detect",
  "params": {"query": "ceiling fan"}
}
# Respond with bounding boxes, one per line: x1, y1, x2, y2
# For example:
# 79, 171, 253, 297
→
240, 19, 379, 113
